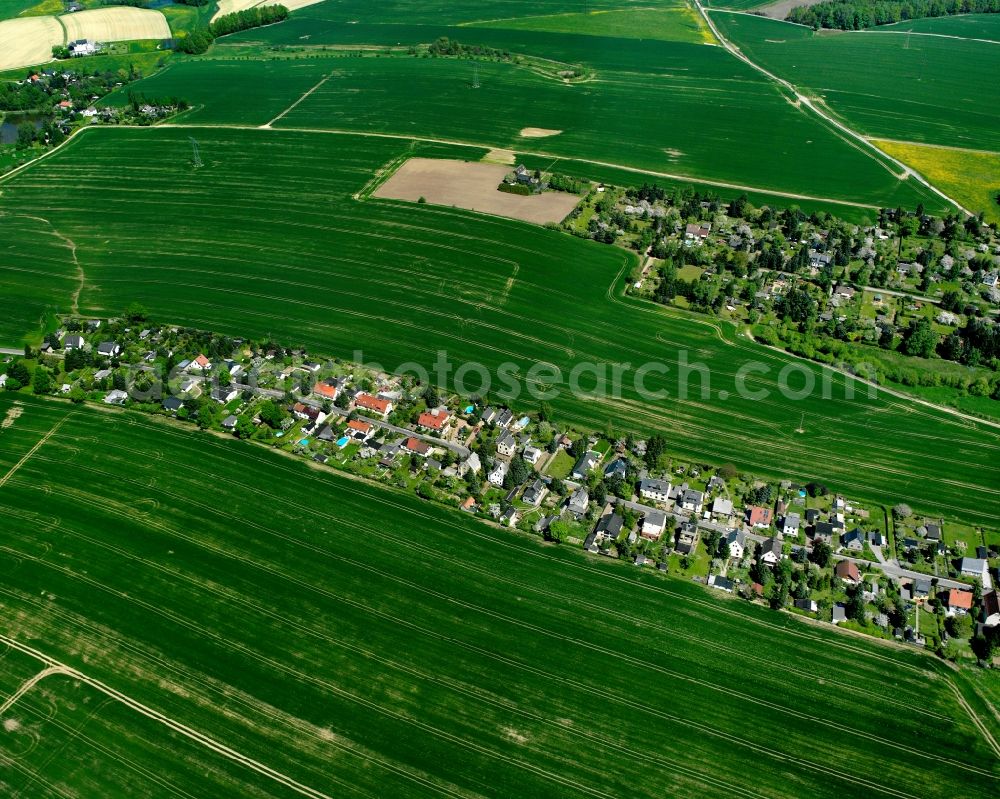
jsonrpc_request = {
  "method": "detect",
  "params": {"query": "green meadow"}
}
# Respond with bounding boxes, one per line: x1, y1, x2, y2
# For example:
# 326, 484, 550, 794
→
0, 126, 997, 526
0, 212, 79, 346
0, 393, 997, 798
879, 12, 1000, 41
106, 49, 942, 210
465, 6, 714, 45
710, 12, 1000, 152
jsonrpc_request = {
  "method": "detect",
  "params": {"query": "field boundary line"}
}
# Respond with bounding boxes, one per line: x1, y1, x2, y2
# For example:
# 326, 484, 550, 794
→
0, 634, 336, 799
262, 70, 336, 128
153, 122, 884, 209
859, 28, 1000, 46
0, 413, 73, 490
870, 137, 1000, 157
0, 665, 69, 715
943, 676, 1000, 759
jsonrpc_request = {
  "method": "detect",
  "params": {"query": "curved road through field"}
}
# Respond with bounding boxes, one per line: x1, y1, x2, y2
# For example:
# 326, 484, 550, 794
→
695, 3, 973, 216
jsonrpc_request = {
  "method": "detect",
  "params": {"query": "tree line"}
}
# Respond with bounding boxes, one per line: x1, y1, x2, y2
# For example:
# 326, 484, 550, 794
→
175, 4, 289, 54
785, 0, 1000, 30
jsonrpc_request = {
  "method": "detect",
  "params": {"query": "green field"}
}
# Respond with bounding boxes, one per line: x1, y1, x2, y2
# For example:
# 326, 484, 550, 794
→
710, 12, 1000, 152
466, 6, 714, 45
0, 126, 997, 526
879, 12, 1000, 41
0, 213, 79, 345
104, 48, 942, 210
0, 393, 997, 798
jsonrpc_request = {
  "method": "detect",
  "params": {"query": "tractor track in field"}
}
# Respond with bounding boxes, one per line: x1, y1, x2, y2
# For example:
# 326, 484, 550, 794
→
0, 634, 338, 799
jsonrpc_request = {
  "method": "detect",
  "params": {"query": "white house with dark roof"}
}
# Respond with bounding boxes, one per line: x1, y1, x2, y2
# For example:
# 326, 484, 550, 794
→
639, 478, 671, 503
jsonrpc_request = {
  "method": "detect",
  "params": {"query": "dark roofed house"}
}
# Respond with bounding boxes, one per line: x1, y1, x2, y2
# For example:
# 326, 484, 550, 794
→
162, 396, 183, 413
840, 528, 865, 551
811, 522, 835, 544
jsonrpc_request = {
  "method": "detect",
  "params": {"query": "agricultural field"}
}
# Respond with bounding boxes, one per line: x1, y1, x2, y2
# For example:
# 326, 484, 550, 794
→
0, 6, 171, 72
0, 126, 998, 526
710, 12, 1000, 153
0, 0, 42, 17
111, 48, 944, 210
60, 7, 171, 44
0, 393, 997, 798
465, 6, 715, 45
0, 213, 80, 346
879, 12, 1000, 41
0, 16, 61, 71
873, 139, 1000, 224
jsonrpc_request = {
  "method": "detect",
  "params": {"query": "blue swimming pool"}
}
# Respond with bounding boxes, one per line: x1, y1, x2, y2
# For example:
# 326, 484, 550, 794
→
337, 436, 350, 447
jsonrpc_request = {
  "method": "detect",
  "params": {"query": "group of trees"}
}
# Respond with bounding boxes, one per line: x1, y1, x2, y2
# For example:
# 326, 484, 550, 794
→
426, 36, 511, 60
785, 0, 1000, 30
175, 5, 289, 54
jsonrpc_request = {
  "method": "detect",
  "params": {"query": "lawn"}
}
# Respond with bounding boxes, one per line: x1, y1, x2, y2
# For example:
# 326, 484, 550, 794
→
710, 12, 1000, 153
546, 448, 575, 479
0, 392, 997, 798
0, 126, 997, 527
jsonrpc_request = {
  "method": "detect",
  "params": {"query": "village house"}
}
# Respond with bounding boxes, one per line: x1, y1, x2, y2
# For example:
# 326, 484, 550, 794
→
522, 478, 547, 507
678, 488, 704, 514
675, 521, 699, 555
726, 529, 746, 560
571, 451, 600, 480
211, 385, 238, 405
758, 536, 782, 565
746, 505, 773, 529
595, 512, 623, 543
496, 430, 517, 458
840, 528, 865, 552
603, 457, 628, 480
943, 589, 973, 616
488, 460, 508, 487
983, 591, 1000, 626
347, 418, 374, 441
523, 446, 543, 466
960, 557, 992, 588
565, 488, 589, 517
708, 575, 733, 592
64, 335, 85, 351
710, 497, 733, 520
189, 354, 211, 372
835, 560, 861, 585
96, 341, 121, 358
103, 389, 128, 405
781, 512, 800, 537
418, 408, 452, 433
405, 437, 430, 457
500, 506, 520, 527
313, 381, 338, 401
354, 392, 392, 419
684, 222, 711, 244
811, 521, 836, 544
639, 478, 671, 504
640, 509, 667, 540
